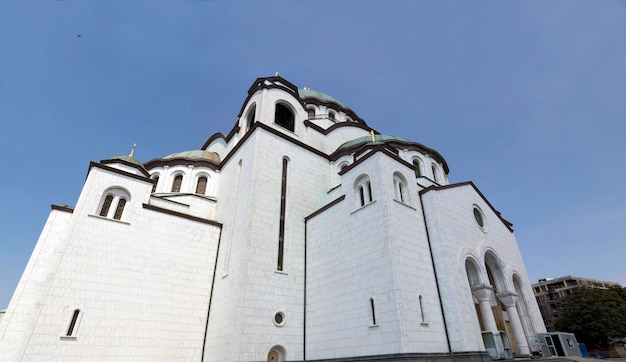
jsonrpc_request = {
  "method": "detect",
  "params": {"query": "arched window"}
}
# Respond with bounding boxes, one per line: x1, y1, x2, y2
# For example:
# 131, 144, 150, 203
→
246, 104, 256, 131
113, 198, 126, 220
171, 174, 183, 192
97, 187, 130, 220
307, 107, 315, 119
328, 111, 336, 121
355, 175, 373, 207
99, 195, 113, 217
393, 172, 409, 203
196, 176, 208, 195
151, 175, 159, 193
431, 164, 438, 182
413, 159, 422, 177
274, 103, 295, 132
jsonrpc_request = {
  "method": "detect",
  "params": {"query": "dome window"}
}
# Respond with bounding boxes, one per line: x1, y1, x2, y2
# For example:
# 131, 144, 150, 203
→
275, 103, 295, 132
413, 159, 422, 178
171, 174, 183, 192
196, 176, 208, 195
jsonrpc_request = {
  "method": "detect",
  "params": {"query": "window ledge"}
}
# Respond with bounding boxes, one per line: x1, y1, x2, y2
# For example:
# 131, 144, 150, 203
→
393, 199, 416, 210
420, 322, 429, 327
369, 324, 379, 329
88, 214, 130, 225
351, 200, 377, 215
59, 336, 77, 341
274, 270, 289, 276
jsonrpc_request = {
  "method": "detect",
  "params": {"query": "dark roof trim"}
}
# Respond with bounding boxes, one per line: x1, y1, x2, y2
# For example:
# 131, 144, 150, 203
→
303, 120, 373, 136
144, 157, 220, 170
301, 98, 364, 124
51, 204, 74, 213
237, 76, 303, 118
142, 203, 222, 227
419, 181, 514, 232
200, 124, 241, 150
305, 195, 346, 221
88, 162, 155, 185
329, 138, 449, 173
100, 158, 151, 177
337, 145, 414, 177
219, 122, 329, 167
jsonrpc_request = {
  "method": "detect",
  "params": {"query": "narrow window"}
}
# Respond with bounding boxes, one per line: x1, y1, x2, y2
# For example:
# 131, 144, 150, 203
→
277, 158, 288, 271
66, 309, 80, 336
113, 198, 126, 220
196, 176, 207, 195
369, 298, 376, 325
171, 174, 183, 192
247, 105, 256, 131
431, 164, 438, 182
99, 195, 113, 217
151, 176, 159, 193
329, 111, 335, 121
275, 103, 295, 132
398, 182, 404, 202
366, 181, 372, 202
307, 107, 315, 119
419, 295, 426, 323
359, 186, 365, 206
413, 160, 421, 177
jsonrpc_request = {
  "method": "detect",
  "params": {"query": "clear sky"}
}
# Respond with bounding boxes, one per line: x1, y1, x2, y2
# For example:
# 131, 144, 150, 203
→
1, 1, 625, 308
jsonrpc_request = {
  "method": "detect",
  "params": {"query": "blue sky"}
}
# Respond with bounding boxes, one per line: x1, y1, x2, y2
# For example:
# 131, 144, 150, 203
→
1, 1, 625, 308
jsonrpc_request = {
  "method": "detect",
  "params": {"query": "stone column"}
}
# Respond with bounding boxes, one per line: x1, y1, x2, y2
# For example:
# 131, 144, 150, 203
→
471, 285, 498, 332
498, 293, 531, 356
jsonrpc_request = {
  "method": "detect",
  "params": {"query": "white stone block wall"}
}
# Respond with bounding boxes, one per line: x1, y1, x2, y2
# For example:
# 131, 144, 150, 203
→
1, 165, 221, 361
0, 208, 73, 360
420, 183, 546, 353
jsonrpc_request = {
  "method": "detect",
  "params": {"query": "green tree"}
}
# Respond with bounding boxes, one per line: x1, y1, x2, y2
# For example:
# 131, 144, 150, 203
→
555, 287, 626, 349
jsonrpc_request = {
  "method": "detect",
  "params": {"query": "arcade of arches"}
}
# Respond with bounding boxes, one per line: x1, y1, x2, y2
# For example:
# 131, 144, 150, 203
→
466, 253, 532, 359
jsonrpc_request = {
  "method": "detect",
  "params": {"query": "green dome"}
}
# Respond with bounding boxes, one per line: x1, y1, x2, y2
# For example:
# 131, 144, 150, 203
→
299, 88, 346, 108
110, 155, 144, 167
163, 150, 221, 163
338, 134, 410, 150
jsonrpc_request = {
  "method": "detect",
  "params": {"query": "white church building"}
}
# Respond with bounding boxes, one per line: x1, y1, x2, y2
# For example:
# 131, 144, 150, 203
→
0, 75, 546, 361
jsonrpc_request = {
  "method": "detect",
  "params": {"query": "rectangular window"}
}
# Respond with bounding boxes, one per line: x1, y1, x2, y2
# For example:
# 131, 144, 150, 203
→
66, 309, 80, 337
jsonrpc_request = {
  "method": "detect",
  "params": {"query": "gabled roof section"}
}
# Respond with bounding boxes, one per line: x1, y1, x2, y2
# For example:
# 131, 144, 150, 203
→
100, 155, 151, 177
330, 134, 449, 173
237, 75, 301, 118
419, 181, 514, 232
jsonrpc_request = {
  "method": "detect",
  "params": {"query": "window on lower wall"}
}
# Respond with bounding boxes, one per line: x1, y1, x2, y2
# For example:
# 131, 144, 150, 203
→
66, 309, 80, 337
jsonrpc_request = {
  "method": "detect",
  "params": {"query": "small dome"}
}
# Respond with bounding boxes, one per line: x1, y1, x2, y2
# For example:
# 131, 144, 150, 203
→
110, 155, 144, 167
299, 88, 346, 108
338, 134, 410, 150
163, 150, 221, 163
